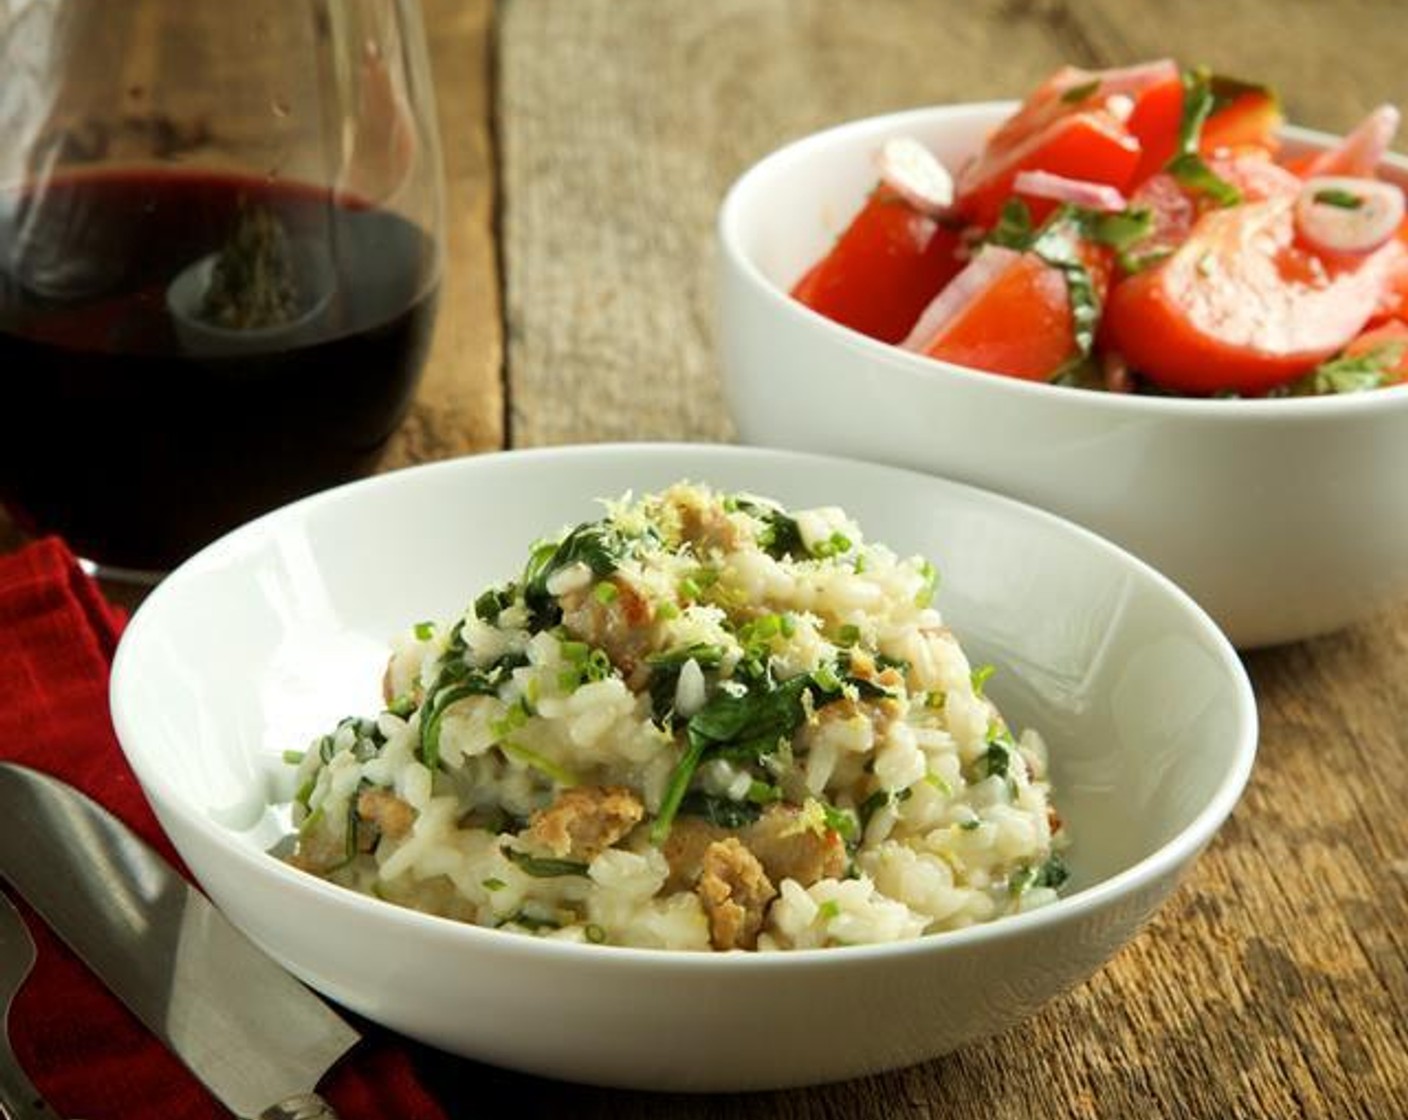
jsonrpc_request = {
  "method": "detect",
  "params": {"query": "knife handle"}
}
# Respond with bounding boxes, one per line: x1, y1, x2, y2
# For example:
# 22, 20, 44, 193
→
259, 1093, 341, 1120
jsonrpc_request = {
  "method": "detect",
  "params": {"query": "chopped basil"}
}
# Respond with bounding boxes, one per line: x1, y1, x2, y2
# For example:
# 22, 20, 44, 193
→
1077, 206, 1155, 254
413, 620, 435, 641
986, 199, 1100, 356
1207, 72, 1279, 116
1165, 68, 1242, 207
984, 740, 1011, 779
504, 847, 590, 878
1060, 78, 1101, 104
1280, 342, 1405, 396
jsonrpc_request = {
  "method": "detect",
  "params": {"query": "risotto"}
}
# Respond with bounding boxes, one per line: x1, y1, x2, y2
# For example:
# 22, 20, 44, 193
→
283, 483, 1068, 951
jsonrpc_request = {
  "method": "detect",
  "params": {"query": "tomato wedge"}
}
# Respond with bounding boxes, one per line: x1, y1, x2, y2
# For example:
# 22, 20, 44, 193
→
906, 238, 1110, 381
953, 62, 1185, 228
791, 187, 964, 343
1104, 195, 1402, 394
1200, 85, 1283, 155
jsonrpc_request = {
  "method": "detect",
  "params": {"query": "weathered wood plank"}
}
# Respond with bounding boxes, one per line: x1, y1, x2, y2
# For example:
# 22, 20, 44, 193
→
496, 0, 1077, 447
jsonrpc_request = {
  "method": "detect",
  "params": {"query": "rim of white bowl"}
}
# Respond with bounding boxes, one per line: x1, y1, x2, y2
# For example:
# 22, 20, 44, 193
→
111, 443, 1259, 970
718, 100, 1408, 422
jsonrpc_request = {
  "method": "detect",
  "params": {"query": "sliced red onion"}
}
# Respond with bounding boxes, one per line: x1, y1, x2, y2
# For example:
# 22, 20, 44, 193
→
1295, 176, 1405, 254
1053, 58, 1179, 101
1014, 169, 1128, 213
1300, 104, 1401, 178
876, 137, 954, 214
901, 246, 1020, 352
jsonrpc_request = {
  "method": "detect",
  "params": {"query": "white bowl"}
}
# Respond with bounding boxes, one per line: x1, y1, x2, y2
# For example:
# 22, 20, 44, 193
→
110, 444, 1256, 1091
718, 102, 1408, 648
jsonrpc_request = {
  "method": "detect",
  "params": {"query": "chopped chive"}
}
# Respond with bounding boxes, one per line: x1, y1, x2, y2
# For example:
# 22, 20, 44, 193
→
413, 620, 435, 641
499, 740, 579, 786
594, 581, 620, 604
282, 749, 305, 765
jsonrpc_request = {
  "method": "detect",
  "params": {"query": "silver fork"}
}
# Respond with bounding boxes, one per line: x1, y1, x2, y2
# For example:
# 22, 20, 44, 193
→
0, 891, 57, 1119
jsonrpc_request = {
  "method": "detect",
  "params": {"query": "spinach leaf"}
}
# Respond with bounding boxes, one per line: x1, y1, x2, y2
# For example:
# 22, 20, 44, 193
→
420, 650, 529, 769
645, 643, 724, 724
984, 740, 1011, 779
521, 521, 628, 629
677, 791, 764, 830
688, 673, 812, 762
504, 847, 590, 878
985, 199, 1099, 356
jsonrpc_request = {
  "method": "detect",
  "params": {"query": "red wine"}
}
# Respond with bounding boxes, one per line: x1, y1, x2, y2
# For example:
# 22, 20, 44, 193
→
0, 168, 438, 571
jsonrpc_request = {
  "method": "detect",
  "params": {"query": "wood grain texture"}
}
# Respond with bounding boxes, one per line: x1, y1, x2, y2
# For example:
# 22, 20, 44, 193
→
380, 0, 504, 466
486, 1, 1408, 1117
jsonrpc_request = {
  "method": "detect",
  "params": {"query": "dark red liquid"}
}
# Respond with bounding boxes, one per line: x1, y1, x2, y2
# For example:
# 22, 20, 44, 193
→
0, 168, 437, 571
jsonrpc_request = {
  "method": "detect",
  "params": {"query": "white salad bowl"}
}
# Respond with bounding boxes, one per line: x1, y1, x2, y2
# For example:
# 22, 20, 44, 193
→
110, 444, 1256, 1092
718, 102, 1408, 648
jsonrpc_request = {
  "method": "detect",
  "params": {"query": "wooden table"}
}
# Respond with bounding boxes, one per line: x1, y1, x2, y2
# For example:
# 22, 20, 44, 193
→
5, 1, 1407, 1116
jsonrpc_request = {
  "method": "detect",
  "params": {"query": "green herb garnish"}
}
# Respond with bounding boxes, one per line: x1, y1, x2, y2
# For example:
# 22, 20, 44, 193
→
677, 791, 764, 829
1165, 68, 1242, 207
1311, 187, 1364, 210
1281, 342, 1405, 396
504, 847, 590, 878
1060, 78, 1101, 104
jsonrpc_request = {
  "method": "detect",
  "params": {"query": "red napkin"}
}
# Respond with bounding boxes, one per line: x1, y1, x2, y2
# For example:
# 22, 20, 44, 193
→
0, 538, 450, 1120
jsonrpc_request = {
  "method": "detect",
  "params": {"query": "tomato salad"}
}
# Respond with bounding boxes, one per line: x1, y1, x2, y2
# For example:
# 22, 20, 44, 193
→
791, 60, 1408, 397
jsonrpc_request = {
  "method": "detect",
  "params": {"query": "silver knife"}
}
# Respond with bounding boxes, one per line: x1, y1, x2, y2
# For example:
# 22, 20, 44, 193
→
0, 891, 58, 1119
0, 763, 360, 1120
